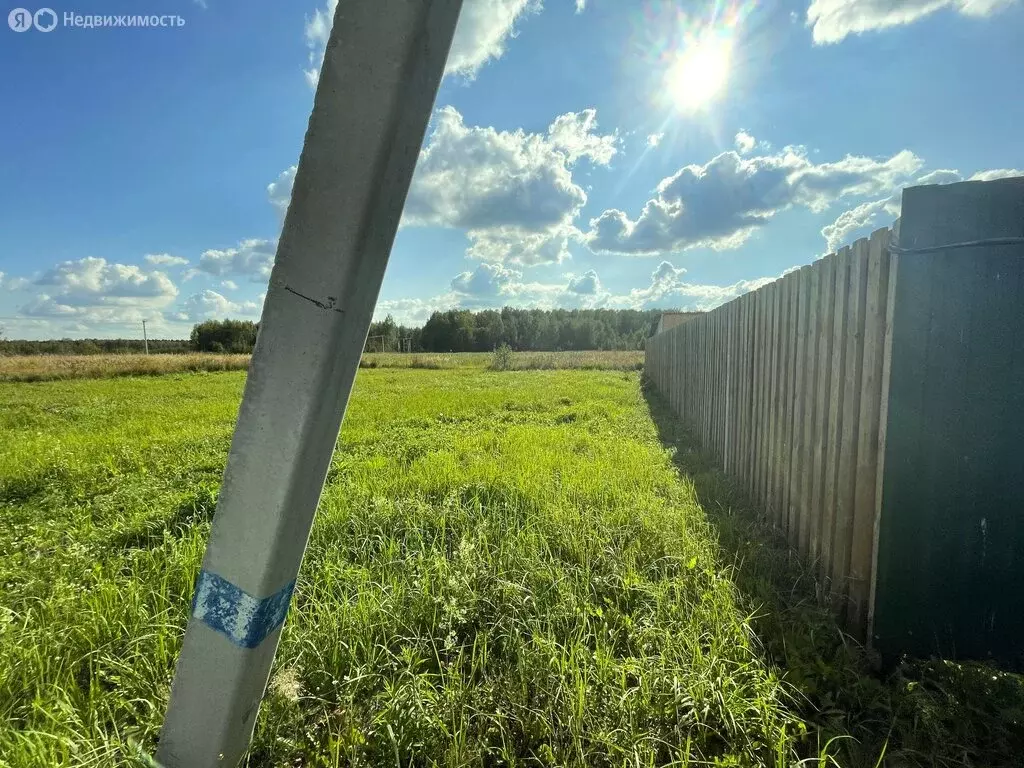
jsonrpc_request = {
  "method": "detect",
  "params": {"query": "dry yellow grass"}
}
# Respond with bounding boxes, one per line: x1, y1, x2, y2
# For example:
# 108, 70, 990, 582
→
0, 354, 251, 382
361, 350, 645, 371
0, 350, 644, 382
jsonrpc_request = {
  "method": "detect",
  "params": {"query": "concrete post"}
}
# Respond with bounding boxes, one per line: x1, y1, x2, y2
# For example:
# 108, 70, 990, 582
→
154, 1, 463, 765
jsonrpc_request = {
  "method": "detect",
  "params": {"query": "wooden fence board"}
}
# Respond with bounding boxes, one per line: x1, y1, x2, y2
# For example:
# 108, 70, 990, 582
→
847, 228, 891, 633
785, 270, 805, 538
750, 290, 763, 502
832, 239, 870, 603
821, 246, 851, 585
810, 254, 836, 567
782, 274, 795, 534
780, 275, 796, 531
785, 271, 801, 540
769, 280, 781, 515
752, 290, 763, 503
741, 295, 753, 486
732, 300, 741, 473
775, 276, 790, 530
714, 310, 721, 457
766, 281, 780, 519
732, 299, 740, 474
773, 277, 786, 527
798, 262, 822, 558
725, 302, 734, 471
789, 266, 810, 550
867, 247, 897, 641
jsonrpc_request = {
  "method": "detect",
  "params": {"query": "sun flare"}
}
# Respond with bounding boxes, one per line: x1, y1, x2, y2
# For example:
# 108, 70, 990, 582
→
666, 32, 733, 111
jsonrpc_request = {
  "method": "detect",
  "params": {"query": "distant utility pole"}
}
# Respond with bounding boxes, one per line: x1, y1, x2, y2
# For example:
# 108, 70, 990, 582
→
154, 1, 464, 766
141, 320, 149, 355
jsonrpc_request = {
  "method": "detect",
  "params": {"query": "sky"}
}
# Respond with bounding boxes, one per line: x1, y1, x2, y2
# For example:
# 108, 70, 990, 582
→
0, 0, 1021, 340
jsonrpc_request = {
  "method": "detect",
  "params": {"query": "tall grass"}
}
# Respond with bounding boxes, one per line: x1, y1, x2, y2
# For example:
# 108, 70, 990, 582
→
2, 369, 801, 766
0, 353, 250, 382
2, 369, 1017, 766
0, 350, 643, 383
361, 350, 645, 371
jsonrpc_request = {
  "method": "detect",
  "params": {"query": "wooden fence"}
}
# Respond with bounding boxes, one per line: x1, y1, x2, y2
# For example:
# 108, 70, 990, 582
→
646, 227, 894, 638
646, 177, 1024, 660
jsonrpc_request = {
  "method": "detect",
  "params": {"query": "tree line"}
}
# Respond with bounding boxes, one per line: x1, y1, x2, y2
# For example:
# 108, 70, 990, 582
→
0, 338, 192, 356
2, 308, 674, 356
415, 308, 664, 352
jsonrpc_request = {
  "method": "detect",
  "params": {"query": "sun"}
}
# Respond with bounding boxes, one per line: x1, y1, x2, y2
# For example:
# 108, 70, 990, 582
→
665, 32, 733, 111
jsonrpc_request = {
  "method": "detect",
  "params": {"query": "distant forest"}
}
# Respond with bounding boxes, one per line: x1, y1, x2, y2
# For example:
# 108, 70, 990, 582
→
377, 308, 666, 352
2, 308, 674, 355
0, 337, 192, 356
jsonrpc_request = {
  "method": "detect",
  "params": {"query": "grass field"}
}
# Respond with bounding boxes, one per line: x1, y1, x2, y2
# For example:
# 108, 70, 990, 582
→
0, 353, 252, 382
0, 350, 643, 382
1, 365, 1021, 766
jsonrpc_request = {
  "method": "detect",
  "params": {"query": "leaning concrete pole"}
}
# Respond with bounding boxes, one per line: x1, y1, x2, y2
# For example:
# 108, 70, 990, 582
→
155, 1, 463, 765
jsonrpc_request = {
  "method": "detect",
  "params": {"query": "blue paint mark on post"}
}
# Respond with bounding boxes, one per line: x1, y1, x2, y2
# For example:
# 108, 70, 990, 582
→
191, 571, 296, 649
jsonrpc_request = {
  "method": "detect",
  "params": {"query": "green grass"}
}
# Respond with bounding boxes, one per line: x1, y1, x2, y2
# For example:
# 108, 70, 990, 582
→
1, 368, 1020, 766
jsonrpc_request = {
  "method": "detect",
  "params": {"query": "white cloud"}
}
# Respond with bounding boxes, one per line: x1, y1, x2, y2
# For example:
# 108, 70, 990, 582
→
373, 296, 457, 326
451, 262, 522, 297
566, 269, 602, 295
0, 272, 30, 291
304, 0, 541, 86
33, 257, 178, 307
807, 0, 1018, 44
915, 168, 963, 186
198, 239, 277, 281
449, 263, 558, 307
268, 106, 616, 266
546, 110, 618, 165
20, 257, 178, 327
267, 166, 296, 216
734, 130, 756, 155
374, 260, 786, 324
170, 290, 262, 322
145, 253, 189, 267
446, 0, 542, 78
968, 168, 1022, 181
576, 0, 587, 10
819, 166, 1022, 251
403, 105, 617, 265
647, 132, 664, 148
302, 0, 335, 87
221, 280, 239, 291
608, 261, 778, 311
587, 146, 921, 255
820, 197, 898, 252
464, 227, 578, 266
405, 106, 615, 231
382, 265, 610, 321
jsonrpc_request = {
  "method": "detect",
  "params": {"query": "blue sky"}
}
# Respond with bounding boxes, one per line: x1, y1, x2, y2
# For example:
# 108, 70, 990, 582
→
1, 0, 1021, 339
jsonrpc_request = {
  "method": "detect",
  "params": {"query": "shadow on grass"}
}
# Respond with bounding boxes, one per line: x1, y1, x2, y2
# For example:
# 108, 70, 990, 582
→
106, 485, 219, 552
640, 378, 1024, 768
